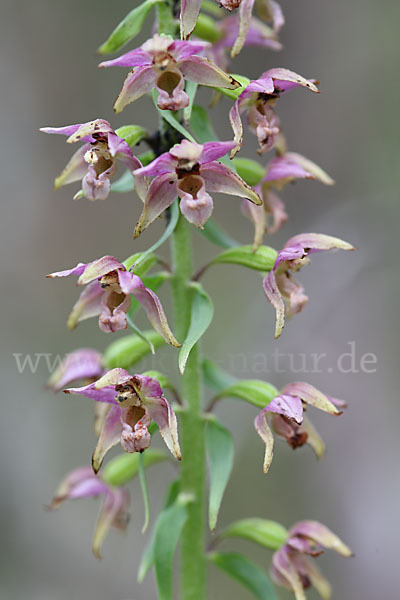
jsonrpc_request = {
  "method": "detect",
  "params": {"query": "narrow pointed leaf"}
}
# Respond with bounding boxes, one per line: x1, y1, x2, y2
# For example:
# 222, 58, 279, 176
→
138, 480, 180, 582
179, 284, 214, 373
154, 497, 190, 600
215, 380, 279, 408
199, 219, 239, 249
207, 419, 234, 531
210, 245, 278, 272
209, 552, 279, 600
202, 358, 237, 392
102, 449, 168, 487
222, 518, 288, 550
103, 331, 165, 369
98, 0, 164, 54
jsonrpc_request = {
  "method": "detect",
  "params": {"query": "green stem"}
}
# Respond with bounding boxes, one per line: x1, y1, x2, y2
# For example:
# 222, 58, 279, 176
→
171, 215, 206, 600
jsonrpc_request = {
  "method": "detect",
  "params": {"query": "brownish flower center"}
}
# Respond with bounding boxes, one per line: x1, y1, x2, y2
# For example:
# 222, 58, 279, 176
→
157, 70, 181, 95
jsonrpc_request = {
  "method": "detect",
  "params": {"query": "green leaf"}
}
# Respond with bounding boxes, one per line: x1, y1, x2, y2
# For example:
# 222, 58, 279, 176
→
208, 552, 279, 600
103, 331, 165, 369
233, 157, 265, 187
134, 200, 179, 269
207, 419, 234, 531
115, 125, 147, 147
98, 0, 164, 54
179, 284, 214, 373
183, 81, 198, 125
152, 89, 197, 142
142, 370, 175, 392
193, 13, 222, 43
214, 74, 250, 101
126, 316, 156, 354
210, 245, 278, 272
215, 380, 279, 409
102, 449, 168, 487
190, 104, 217, 144
138, 480, 180, 583
202, 358, 237, 392
154, 496, 190, 599
200, 219, 239, 249
138, 453, 151, 533
123, 251, 157, 275
201, 0, 225, 17
222, 518, 289, 550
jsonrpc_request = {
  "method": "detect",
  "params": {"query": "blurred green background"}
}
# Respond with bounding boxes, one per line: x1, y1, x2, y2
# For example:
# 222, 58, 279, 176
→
1, 0, 398, 598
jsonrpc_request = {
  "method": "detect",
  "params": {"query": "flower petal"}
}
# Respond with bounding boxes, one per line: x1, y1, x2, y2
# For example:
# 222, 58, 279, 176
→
169, 39, 210, 61
180, 0, 203, 40
271, 548, 307, 600
177, 175, 214, 227
50, 466, 106, 508
118, 271, 180, 347
77, 256, 124, 286
66, 119, 114, 143
241, 198, 266, 252
114, 66, 156, 114
134, 173, 178, 237
94, 368, 132, 389
92, 404, 123, 473
267, 394, 303, 423
67, 281, 103, 330
144, 394, 181, 460
201, 162, 262, 204
200, 141, 237, 164
284, 233, 355, 254
54, 144, 90, 190
47, 349, 104, 392
291, 554, 332, 600
254, 409, 275, 473
179, 56, 240, 89
262, 68, 319, 93
64, 381, 117, 404
47, 262, 87, 279
232, 0, 254, 57
99, 48, 152, 68
263, 271, 285, 338
92, 488, 130, 559
263, 189, 287, 234
281, 382, 341, 415
40, 124, 82, 137
133, 152, 177, 177
289, 521, 353, 557
301, 416, 326, 459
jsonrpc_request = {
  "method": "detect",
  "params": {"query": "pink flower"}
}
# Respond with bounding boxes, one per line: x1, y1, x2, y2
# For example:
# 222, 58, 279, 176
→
229, 69, 319, 157
47, 255, 180, 346
132, 139, 261, 234
254, 382, 346, 473
99, 34, 240, 113
271, 520, 352, 599
47, 348, 104, 392
48, 466, 130, 558
40, 119, 146, 201
263, 234, 355, 338
65, 369, 181, 472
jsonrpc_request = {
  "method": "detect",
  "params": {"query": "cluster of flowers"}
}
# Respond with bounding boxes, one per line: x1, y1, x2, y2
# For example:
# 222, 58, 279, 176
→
43, 1, 353, 598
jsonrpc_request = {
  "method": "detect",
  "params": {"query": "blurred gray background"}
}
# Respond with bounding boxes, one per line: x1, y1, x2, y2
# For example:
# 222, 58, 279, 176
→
1, 0, 399, 598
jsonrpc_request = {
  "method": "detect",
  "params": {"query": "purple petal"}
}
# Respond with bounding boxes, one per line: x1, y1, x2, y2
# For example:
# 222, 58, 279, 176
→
156, 69, 189, 111
66, 120, 115, 144
114, 66, 156, 114
98, 289, 131, 333
221, 16, 282, 51
274, 245, 307, 270
254, 409, 275, 473
275, 272, 308, 319
48, 349, 104, 392
170, 39, 210, 60
289, 521, 353, 556
67, 280, 103, 330
283, 233, 355, 254
133, 152, 177, 178
260, 0, 285, 33
267, 394, 303, 423
92, 404, 124, 473
263, 271, 286, 338
170, 140, 203, 162
200, 141, 238, 164
118, 271, 180, 347
144, 394, 181, 460
178, 175, 214, 227
99, 48, 152, 68
77, 256, 124, 286
65, 381, 118, 405
40, 124, 82, 137
232, 0, 255, 57
54, 144, 90, 190
263, 189, 287, 234
264, 155, 312, 185
180, 0, 203, 39
92, 487, 130, 558
271, 547, 307, 600
50, 466, 107, 508
179, 56, 240, 89
245, 77, 275, 95
82, 164, 113, 201
200, 162, 262, 204
290, 554, 332, 599
281, 382, 341, 415
134, 173, 178, 237
229, 101, 243, 158
47, 262, 87, 279
261, 68, 319, 93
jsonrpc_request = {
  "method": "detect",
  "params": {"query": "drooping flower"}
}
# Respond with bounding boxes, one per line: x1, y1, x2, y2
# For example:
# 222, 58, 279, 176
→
99, 34, 240, 113
229, 69, 319, 157
254, 382, 346, 473
65, 369, 181, 472
40, 119, 146, 201
209, 14, 282, 71
271, 520, 352, 599
229, 0, 285, 57
263, 234, 355, 338
47, 348, 104, 392
48, 466, 130, 558
132, 139, 261, 234
242, 152, 334, 250
47, 255, 180, 346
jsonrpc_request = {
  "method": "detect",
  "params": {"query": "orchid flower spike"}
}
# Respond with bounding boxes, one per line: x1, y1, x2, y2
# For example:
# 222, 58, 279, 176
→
263, 233, 355, 338
254, 382, 346, 473
65, 369, 181, 472
271, 520, 352, 600
210, 14, 282, 71
47, 348, 104, 392
242, 152, 334, 251
40, 119, 146, 201
229, 69, 319, 158
47, 255, 180, 346
49, 466, 130, 558
132, 139, 261, 234
99, 34, 239, 113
